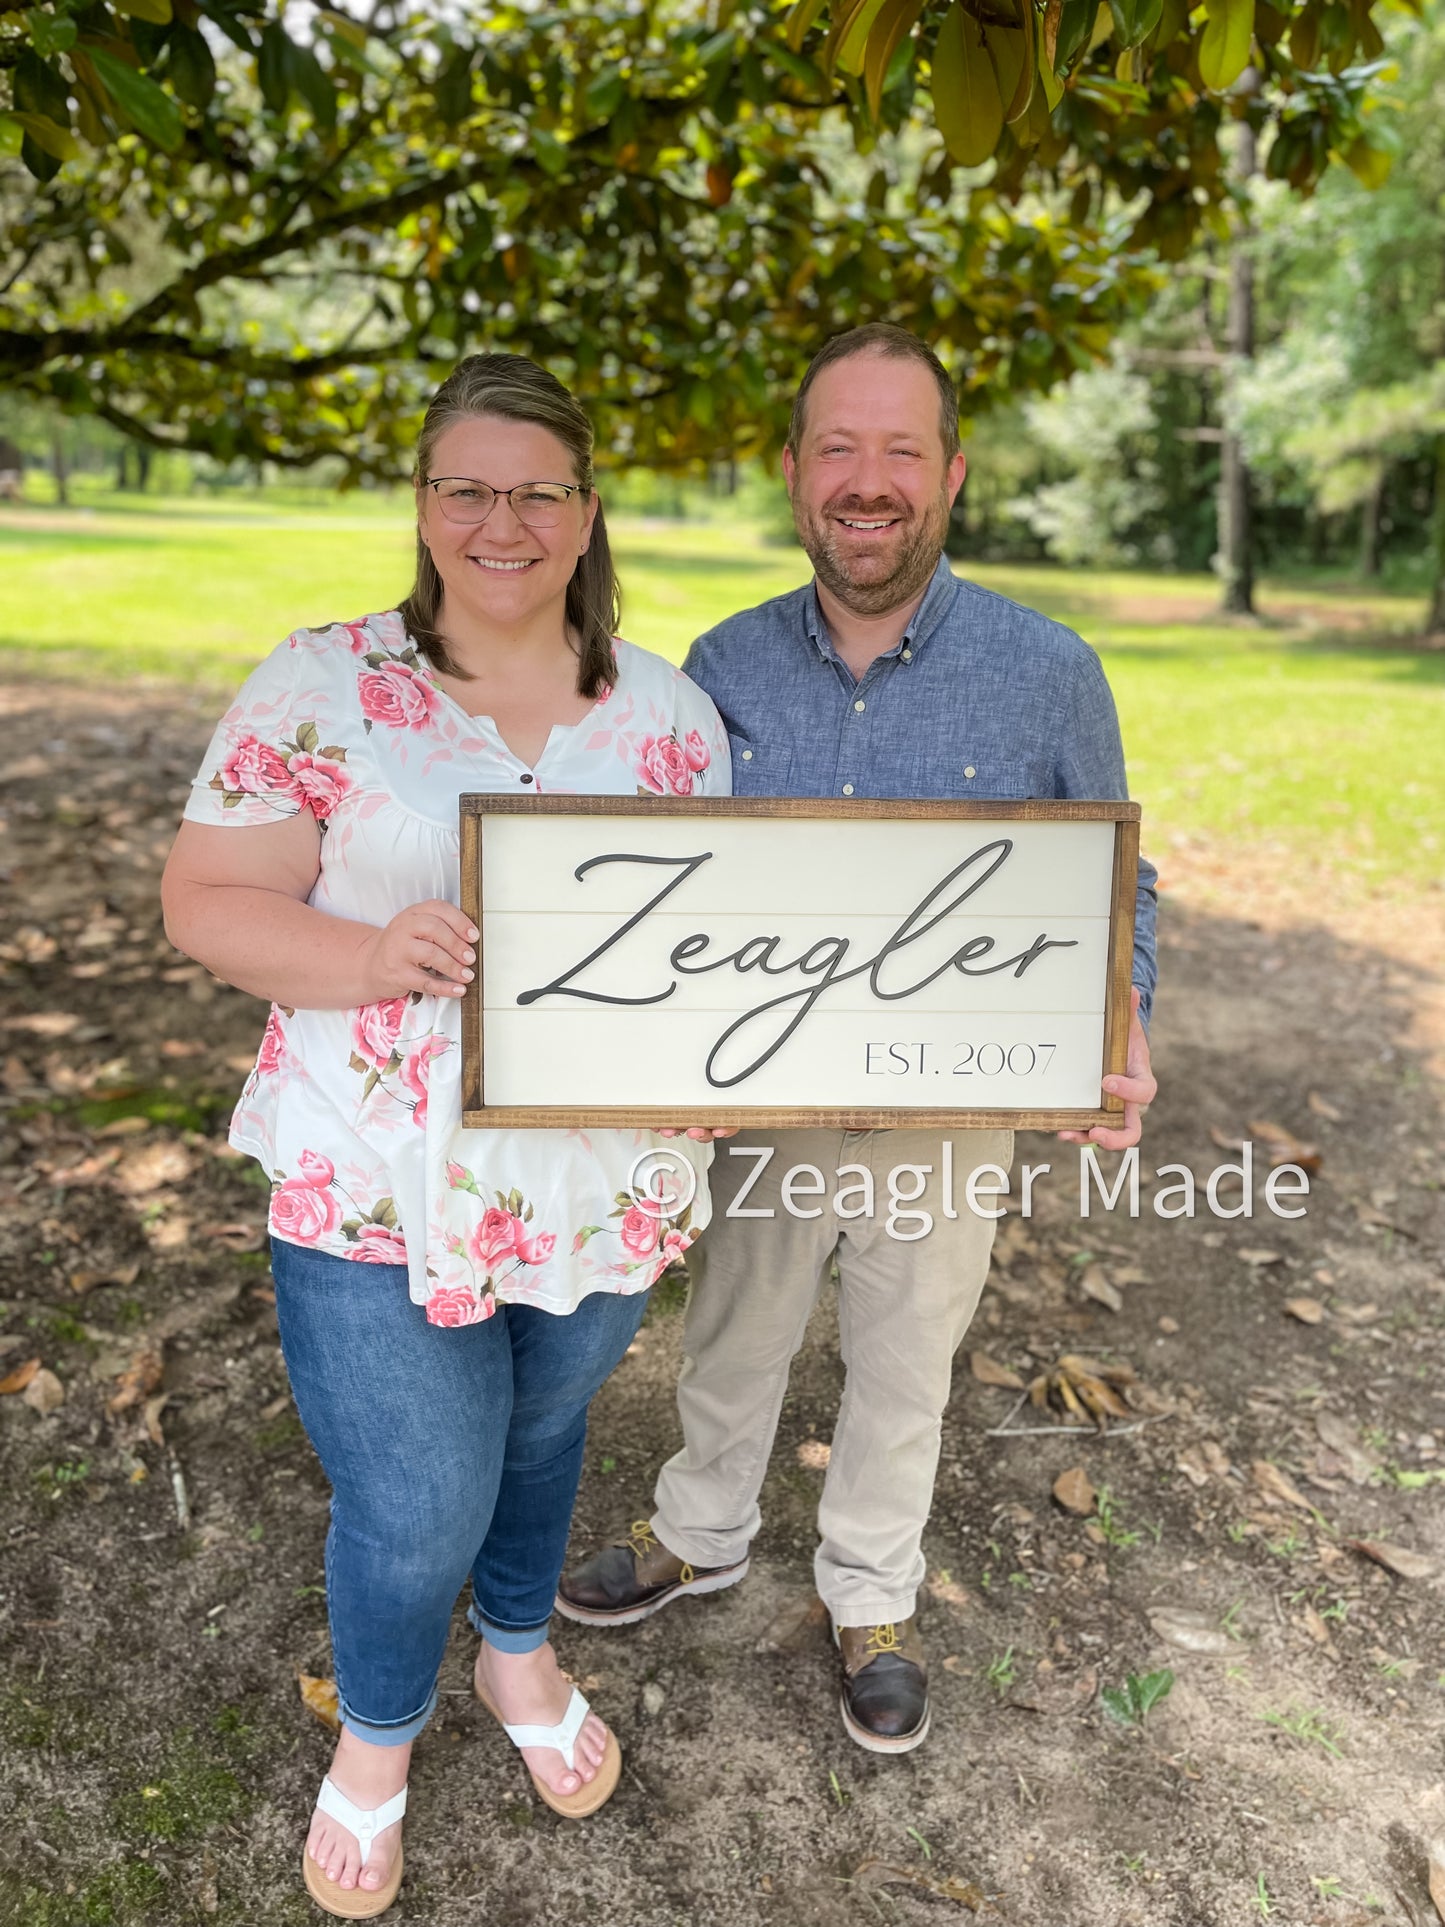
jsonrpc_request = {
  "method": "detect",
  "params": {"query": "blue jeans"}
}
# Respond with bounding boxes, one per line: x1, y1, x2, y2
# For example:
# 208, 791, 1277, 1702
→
271, 1239, 648, 1748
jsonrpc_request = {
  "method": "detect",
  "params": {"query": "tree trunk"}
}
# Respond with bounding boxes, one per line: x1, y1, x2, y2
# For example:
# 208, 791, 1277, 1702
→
51, 430, 69, 508
1426, 435, 1445, 637
1358, 464, 1385, 578
1217, 106, 1257, 615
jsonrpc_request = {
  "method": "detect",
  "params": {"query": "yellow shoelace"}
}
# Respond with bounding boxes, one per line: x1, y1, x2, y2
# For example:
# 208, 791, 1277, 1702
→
864, 1623, 902, 1656
623, 1520, 692, 1583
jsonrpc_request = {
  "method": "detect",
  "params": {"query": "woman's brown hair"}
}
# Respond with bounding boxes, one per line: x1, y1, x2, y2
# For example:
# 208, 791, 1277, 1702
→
399, 354, 619, 697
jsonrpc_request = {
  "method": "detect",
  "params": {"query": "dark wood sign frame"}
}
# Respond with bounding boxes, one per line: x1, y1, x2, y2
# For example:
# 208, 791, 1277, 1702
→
459, 796, 1140, 1132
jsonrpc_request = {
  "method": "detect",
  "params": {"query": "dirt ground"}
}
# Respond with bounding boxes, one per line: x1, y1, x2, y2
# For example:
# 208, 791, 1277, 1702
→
2, 678, 1443, 1927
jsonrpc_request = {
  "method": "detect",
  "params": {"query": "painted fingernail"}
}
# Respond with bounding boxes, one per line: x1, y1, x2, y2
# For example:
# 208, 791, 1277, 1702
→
464, 948, 476, 964
462, 968, 474, 980
467, 926, 479, 941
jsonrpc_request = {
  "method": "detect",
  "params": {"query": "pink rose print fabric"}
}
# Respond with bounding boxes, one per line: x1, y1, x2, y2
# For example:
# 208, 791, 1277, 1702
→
186, 612, 729, 1325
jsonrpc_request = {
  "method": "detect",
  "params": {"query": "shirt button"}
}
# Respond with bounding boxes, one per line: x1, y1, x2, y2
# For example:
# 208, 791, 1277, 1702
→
853, 700, 865, 713
520, 773, 535, 785
964, 766, 976, 779
741, 749, 753, 761
901, 648, 913, 661
842, 783, 855, 796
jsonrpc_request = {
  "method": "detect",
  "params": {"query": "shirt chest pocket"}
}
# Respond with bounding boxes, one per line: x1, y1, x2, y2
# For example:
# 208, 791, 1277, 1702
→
956, 758, 1048, 801
730, 739, 795, 796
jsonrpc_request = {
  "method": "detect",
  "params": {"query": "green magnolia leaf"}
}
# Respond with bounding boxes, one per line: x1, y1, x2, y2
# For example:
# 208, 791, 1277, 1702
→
584, 69, 626, 120
10, 110, 81, 160
25, 9, 78, 57
1037, 30, 1064, 105
87, 46, 185, 150
0, 114, 23, 159
1108, 0, 1163, 49
166, 26, 217, 109
287, 38, 337, 133
16, 48, 71, 126
257, 22, 291, 113
1054, 0, 1096, 67
863, 0, 926, 117
932, 2, 1003, 168
111, 0, 175, 22
434, 47, 474, 124
785, 0, 830, 53
985, 23, 1026, 116
1344, 131, 1393, 187
1198, 0, 1254, 91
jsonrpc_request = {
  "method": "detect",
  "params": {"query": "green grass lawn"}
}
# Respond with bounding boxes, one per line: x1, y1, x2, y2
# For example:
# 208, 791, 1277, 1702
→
3, 496, 1440, 895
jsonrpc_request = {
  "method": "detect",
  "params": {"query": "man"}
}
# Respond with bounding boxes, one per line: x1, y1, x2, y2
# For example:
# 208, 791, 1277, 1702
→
557, 324, 1158, 1753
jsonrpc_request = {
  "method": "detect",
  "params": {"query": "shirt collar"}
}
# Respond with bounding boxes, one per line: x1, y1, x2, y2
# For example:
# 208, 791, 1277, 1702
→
803, 553, 958, 665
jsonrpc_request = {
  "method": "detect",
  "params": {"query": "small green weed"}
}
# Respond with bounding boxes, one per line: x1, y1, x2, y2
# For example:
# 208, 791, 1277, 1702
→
1094, 1484, 1142, 1551
1102, 1668, 1174, 1727
985, 1647, 1017, 1696
1261, 1705, 1345, 1758
1251, 1872, 1273, 1917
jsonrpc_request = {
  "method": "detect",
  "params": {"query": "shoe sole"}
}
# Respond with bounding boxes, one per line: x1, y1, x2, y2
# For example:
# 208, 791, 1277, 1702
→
553, 1557, 750, 1626
840, 1692, 931, 1755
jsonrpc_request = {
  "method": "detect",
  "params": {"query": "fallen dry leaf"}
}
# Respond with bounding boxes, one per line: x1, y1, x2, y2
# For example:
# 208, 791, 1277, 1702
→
114, 1140, 193, 1198
95, 1115, 151, 1140
143, 1392, 169, 1448
1053, 1466, 1097, 1515
1239, 1248, 1283, 1267
755, 1595, 829, 1655
853, 1860, 992, 1913
1251, 1460, 1314, 1512
1079, 1265, 1123, 1313
0, 1356, 42, 1396
1301, 1605, 1333, 1647
1315, 1411, 1381, 1485
1284, 1297, 1325, 1325
68, 1260, 142, 1296
107, 1349, 164, 1416
796, 1439, 831, 1470
22, 1368, 65, 1414
1307, 1091, 1343, 1122
1346, 1539, 1438, 1581
198, 1221, 266, 1252
1247, 1118, 1322, 1173
969, 1350, 1024, 1390
1209, 1126, 1245, 1153
298, 1674, 341, 1734
1147, 1607, 1233, 1655
1175, 1446, 1214, 1488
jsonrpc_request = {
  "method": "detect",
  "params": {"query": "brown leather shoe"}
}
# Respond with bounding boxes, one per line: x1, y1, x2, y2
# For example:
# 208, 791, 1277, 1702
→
836, 1618, 930, 1754
555, 1519, 750, 1626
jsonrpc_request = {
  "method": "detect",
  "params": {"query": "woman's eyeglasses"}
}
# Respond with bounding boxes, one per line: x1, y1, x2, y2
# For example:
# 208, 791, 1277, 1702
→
423, 478, 584, 528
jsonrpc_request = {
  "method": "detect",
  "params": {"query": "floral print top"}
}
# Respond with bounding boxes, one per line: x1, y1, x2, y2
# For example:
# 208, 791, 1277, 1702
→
184, 611, 731, 1326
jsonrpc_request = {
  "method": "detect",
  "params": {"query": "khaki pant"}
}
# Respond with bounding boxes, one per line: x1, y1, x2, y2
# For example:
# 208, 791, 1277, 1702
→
652, 1128, 1012, 1626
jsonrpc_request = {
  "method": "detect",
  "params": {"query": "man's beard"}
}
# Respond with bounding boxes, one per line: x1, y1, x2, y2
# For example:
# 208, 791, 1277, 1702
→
795, 487, 950, 617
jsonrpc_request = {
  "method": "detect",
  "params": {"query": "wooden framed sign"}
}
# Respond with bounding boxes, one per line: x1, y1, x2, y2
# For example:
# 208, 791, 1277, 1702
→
459, 798, 1140, 1131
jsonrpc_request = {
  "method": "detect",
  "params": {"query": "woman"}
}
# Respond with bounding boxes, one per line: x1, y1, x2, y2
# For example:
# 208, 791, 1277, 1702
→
162, 355, 731, 1918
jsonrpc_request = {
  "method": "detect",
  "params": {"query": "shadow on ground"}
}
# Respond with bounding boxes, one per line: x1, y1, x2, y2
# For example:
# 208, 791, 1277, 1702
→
1, 683, 1442, 1927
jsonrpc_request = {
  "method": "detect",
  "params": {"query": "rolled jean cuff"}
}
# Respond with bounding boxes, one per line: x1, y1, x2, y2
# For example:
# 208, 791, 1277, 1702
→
339, 1684, 436, 1748
468, 1604, 551, 1654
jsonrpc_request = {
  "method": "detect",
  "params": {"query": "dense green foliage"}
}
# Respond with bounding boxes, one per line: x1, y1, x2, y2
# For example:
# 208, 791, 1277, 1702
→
0, 0, 1403, 475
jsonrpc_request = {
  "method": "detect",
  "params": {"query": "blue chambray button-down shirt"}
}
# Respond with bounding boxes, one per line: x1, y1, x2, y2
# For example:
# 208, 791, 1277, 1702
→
683, 554, 1158, 1024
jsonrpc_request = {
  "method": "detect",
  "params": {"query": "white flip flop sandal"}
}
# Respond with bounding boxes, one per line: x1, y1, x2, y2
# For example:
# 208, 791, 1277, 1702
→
476, 1680, 622, 1818
301, 1774, 408, 1918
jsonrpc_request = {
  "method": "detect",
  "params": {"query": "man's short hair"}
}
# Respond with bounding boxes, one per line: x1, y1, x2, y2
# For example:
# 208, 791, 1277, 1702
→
786, 324, 961, 467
